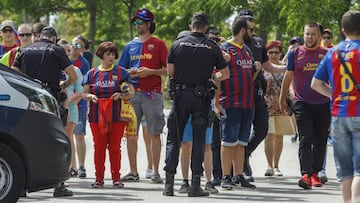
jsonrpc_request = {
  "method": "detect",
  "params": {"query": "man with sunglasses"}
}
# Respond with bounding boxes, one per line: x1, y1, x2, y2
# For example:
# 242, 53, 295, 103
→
119, 8, 168, 184
0, 20, 17, 57
0, 23, 33, 67
238, 9, 285, 183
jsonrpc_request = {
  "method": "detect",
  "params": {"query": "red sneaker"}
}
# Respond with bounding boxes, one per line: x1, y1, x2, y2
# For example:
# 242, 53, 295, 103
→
311, 173, 323, 187
298, 174, 312, 189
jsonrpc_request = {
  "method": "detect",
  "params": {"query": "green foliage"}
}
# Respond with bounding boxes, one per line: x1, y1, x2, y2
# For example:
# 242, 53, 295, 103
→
0, 0, 356, 53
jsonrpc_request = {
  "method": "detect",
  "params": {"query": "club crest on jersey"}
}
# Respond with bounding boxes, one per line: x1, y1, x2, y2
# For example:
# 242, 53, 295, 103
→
319, 54, 325, 60
148, 44, 154, 50
112, 75, 118, 81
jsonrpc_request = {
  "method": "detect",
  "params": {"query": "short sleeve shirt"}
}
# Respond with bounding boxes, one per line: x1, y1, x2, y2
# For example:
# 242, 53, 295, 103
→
314, 40, 360, 116
83, 65, 132, 123
118, 37, 168, 93
287, 45, 329, 104
13, 39, 72, 93
167, 32, 227, 86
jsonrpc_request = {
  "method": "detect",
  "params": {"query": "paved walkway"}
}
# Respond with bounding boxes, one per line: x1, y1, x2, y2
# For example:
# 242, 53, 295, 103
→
19, 110, 342, 203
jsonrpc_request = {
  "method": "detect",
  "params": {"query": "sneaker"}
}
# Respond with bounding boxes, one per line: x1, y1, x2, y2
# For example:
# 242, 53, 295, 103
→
69, 168, 78, 177
211, 177, 222, 186
327, 136, 334, 146
145, 169, 153, 179
221, 175, 233, 190
244, 175, 254, 182
113, 180, 124, 188
264, 168, 274, 176
53, 186, 73, 197
78, 166, 87, 178
178, 180, 190, 193
274, 168, 283, 176
291, 133, 298, 143
232, 175, 256, 189
298, 174, 312, 189
205, 181, 218, 194
318, 170, 328, 184
311, 173, 323, 187
151, 173, 163, 184
121, 172, 139, 182
91, 180, 104, 188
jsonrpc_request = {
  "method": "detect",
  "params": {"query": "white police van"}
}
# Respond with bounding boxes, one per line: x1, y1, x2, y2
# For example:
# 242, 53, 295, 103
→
0, 64, 71, 203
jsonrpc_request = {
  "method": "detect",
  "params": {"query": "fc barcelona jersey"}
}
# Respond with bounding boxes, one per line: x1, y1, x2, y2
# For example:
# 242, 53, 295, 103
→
314, 40, 360, 116
83, 65, 132, 123
287, 45, 329, 104
118, 37, 168, 93
220, 40, 254, 109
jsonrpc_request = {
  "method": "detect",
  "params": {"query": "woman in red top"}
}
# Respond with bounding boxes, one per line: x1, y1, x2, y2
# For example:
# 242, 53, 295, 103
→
83, 42, 134, 188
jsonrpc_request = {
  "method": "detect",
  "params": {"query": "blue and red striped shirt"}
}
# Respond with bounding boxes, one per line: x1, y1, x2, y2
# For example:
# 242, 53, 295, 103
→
220, 41, 254, 109
314, 40, 360, 116
287, 45, 329, 104
83, 65, 132, 123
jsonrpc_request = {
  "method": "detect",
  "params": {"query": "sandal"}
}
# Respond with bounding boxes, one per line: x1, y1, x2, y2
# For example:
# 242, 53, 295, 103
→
91, 180, 104, 188
113, 180, 124, 188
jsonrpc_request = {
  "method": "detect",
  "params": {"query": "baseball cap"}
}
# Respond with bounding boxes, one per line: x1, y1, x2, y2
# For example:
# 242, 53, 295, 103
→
323, 29, 333, 37
130, 8, 154, 23
239, 9, 254, 20
192, 12, 209, 25
0, 20, 15, 31
290, 36, 303, 45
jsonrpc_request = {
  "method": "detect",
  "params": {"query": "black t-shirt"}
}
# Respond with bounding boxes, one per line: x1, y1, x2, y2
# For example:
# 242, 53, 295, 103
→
168, 32, 227, 86
247, 36, 268, 90
13, 39, 72, 93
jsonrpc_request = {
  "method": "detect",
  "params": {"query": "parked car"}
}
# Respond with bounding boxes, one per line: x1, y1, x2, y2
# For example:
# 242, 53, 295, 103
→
0, 64, 70, 203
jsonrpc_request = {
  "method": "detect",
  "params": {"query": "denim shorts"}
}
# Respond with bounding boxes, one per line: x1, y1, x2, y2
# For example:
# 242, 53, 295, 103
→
74, 108, 87, 135
222, 108, 254, 146
182, 115, 212, 144
67, 103, 79, 123
331, 116, 360, 181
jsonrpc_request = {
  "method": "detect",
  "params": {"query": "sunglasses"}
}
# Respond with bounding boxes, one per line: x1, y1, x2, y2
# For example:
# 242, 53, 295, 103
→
2, 29, 13, 33
132, 19, 145, 26
71, 41, 83, 49
268, 51, 280, 55
210, 37, 220, 42
19, 33, 32, 37
323, 36, 331, 40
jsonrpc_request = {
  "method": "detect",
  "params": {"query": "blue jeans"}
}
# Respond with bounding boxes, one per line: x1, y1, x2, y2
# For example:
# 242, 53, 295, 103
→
331, 116, 360, 181
222, 108, 254, 146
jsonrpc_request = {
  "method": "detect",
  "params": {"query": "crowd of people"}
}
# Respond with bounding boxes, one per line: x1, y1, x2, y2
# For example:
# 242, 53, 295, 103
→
1, 7, 359, 203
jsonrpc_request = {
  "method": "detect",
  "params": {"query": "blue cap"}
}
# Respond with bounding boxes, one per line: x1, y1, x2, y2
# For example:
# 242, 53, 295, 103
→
290, 36, 303, 45
131, 8, 154, 23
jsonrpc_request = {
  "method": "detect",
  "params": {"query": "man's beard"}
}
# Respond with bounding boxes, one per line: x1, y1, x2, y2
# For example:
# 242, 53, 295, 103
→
244, 33, 251, 43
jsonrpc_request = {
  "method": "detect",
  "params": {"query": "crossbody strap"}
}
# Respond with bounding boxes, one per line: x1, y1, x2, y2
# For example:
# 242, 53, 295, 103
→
336, 49, 360, 93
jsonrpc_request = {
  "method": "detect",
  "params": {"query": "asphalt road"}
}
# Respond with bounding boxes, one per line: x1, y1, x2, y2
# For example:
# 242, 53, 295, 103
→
18, 110, 343, 203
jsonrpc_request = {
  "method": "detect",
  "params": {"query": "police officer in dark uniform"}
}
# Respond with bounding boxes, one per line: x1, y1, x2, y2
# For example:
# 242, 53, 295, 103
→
12, 26, 77, 197
163, 12, 229, 197
239, 9, 285, 182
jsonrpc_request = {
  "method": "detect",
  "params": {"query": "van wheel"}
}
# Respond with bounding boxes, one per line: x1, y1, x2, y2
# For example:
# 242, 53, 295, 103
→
0, 143, 25, 203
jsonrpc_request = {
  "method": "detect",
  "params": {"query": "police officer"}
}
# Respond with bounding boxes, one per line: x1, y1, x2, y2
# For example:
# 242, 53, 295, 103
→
12, 26, 77, 197
163, 12, 229, 197
239, 9, 285, 182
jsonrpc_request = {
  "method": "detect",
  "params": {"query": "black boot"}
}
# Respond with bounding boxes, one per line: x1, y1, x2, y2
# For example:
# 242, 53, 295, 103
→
188, 174, 209, 197
163, 173, 175, 196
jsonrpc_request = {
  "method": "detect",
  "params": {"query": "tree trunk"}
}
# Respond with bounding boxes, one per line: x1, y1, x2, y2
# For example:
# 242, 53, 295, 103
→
88, 1, 96, 53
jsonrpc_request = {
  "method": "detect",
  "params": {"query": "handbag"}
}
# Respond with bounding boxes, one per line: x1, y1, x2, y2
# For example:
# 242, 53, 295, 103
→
270, 73, 295, 116
274, 115, 296, 135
